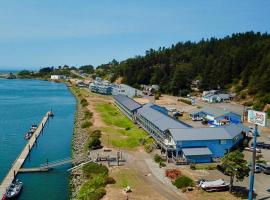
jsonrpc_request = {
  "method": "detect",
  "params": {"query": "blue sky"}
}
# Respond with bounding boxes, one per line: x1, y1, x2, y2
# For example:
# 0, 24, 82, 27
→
0, 0, 269, 69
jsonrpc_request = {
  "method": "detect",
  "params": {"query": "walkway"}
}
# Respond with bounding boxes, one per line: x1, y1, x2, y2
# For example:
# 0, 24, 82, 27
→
0, 111, 52, 197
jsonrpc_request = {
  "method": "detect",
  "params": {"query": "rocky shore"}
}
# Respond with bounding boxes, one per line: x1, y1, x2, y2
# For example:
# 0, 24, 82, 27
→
68, 86, 90, 199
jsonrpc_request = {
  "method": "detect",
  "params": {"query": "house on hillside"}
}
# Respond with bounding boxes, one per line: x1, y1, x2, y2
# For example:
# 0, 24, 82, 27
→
50, 75, 66, 80
190, 106, 242, 125
202, 90, 234, 103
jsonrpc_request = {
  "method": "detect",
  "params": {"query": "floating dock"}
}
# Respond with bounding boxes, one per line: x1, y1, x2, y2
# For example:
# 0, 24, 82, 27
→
0, 111, 52, 197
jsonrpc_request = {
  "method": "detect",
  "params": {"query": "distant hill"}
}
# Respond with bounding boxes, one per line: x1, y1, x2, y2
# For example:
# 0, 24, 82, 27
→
95, 31, 270, 111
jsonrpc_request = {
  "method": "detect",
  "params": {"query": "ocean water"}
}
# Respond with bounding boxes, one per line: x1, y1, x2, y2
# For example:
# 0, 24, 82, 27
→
0, 78, 76, 200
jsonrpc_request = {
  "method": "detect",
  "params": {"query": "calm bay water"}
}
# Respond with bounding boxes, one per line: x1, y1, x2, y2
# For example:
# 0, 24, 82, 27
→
0, 78, 76, 200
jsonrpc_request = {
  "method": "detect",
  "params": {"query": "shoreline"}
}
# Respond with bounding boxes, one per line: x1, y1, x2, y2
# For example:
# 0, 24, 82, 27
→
67, 84, 90, 199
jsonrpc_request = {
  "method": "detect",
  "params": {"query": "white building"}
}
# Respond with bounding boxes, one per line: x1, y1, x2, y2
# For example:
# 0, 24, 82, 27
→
50, 75, 66, 80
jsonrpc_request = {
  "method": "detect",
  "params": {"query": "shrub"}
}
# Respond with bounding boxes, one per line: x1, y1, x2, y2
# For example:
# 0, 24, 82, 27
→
144, 143, 154, 153
91, 130, 102, 138
159, 162, 166, 168
81, 121, 92, 128
83, 163, 108, 178
84, 110, 93, 119
81, 98, 89, 107
76, 176, 106, 200
173, 176, 194, 189
165, 169, 181, 180
179, 98, 192, 105
154, 154, 164, 163
88, 137, 101, 149
181, 188, 187, 193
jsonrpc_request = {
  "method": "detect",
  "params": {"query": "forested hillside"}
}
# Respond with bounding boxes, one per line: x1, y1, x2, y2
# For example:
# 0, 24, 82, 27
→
96, 32, 270, 110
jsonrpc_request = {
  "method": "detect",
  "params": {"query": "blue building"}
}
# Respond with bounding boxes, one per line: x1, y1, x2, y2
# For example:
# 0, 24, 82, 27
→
168, 124, 248, 163
136, 103, 191, 154
190, 106, 242, 125
113, 96, 248, 164
113, 95, 142, 121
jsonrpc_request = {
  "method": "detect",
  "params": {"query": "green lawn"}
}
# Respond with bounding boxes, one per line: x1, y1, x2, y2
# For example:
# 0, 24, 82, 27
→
113, 169, 140, 188
95, 103, 148, 148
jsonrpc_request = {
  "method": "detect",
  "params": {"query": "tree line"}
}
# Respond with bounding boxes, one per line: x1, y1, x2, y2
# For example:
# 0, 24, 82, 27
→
96, 31, 270, 111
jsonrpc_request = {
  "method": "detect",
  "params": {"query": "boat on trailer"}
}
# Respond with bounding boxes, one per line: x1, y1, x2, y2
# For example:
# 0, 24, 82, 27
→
199, 179, 229, 192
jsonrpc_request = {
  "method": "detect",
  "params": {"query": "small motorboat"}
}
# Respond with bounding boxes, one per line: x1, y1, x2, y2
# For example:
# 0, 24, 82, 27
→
31, 124, 38, 129
5, 179, 23, 199
199, 179, 229, 192
24, 131, 33, 140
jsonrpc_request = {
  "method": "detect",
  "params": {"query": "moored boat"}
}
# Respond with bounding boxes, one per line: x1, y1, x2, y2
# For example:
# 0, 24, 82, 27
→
24, 131, 33, 140
5, 179, 23, 199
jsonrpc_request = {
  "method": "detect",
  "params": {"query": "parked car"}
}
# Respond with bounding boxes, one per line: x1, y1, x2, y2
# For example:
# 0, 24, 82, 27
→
244, 147, 261, 153
251, 142, 270, 149
257, 163, 270, 175
248, 164, 262, 173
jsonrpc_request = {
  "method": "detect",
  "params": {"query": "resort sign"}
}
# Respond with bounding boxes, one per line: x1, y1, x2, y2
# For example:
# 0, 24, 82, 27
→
247, 110, 267, 127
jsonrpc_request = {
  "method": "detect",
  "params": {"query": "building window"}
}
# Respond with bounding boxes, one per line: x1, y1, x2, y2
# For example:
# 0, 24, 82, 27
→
219, 139, 226, 144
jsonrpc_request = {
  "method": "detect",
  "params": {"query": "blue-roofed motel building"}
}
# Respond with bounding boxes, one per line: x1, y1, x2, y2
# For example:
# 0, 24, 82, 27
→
190, 106, 242, 126
113, 95, 248, 164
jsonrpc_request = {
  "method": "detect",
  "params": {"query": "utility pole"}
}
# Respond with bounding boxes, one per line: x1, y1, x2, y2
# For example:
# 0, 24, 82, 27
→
248, 124, 258, 200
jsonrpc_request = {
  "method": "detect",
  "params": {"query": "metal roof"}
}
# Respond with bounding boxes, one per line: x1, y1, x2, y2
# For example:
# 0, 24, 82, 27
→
182, 147, 212, 156
113, 95, 142, 111
169, 123, 248, 141
137, 103, 191, 132
190, 106, 240, 118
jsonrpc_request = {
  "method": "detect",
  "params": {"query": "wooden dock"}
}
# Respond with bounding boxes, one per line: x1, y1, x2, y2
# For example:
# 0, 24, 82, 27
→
0, 112, 52, 197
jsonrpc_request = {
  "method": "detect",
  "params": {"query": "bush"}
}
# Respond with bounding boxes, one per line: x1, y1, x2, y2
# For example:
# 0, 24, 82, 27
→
173, 176, 194, 189
154, 154, 164, 163
179, 98, 192, 105
84, 110, 93, 119
125, 127, 130, 131
76, 176, 106, 200
81, 98, 89, 107
88, 137, 102, 149
91, 130, 102, 138
81, 121, 92, 128
83, 163, 108, 178
165, 169, 181, 180
159, 162, 166, 168
181, 188, 187, 193
190, 163, 196, 170
144, 143, 154, 153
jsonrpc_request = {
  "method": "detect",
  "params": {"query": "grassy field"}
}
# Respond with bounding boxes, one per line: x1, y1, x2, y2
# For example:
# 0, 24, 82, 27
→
112, 168, 140, 188
95, 102, 149, 148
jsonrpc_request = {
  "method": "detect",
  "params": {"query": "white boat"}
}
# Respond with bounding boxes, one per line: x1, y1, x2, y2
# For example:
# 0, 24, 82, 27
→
199, 179, 229, 192
5, 179, 23, 199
